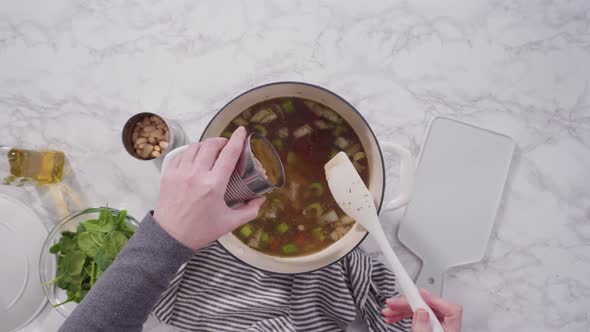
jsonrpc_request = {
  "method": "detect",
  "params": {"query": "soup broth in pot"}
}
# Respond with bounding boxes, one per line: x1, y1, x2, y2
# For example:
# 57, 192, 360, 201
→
223, 97, 368, 257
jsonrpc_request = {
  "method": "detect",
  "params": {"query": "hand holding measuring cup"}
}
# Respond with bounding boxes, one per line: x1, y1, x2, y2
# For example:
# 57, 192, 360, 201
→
154, 127, 267, 250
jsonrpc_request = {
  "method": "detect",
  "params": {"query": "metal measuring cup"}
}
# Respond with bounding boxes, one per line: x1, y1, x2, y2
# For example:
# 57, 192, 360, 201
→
121, 112, 188, 163
161, 132, 285, 208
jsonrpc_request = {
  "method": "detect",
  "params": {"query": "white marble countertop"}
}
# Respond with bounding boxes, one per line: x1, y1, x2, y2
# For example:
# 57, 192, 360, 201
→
2, 1, 589, 331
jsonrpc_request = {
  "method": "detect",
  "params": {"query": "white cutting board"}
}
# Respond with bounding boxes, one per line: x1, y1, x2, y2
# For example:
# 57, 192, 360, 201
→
398, 117, 515, 296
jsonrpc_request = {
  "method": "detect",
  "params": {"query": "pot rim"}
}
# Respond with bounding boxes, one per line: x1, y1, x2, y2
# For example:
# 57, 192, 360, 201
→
200, 81, 386, 275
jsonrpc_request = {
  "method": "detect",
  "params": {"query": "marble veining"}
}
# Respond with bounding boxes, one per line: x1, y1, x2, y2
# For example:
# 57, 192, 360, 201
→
1, 1, 589, 331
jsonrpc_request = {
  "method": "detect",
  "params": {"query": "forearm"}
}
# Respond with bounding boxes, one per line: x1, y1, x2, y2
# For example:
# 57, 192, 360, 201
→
60, 212, 194, 332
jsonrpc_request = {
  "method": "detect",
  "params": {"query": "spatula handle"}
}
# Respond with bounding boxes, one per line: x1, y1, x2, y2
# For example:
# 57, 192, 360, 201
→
369, 223, 444, 332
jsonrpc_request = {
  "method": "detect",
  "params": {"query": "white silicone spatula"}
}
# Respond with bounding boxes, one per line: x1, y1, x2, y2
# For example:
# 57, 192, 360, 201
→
325, 152, 443, 332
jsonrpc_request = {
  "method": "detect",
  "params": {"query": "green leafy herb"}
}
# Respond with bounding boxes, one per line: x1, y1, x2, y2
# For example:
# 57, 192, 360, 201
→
77, 232, 100, 258
103, 231, 128, 259
62, 250, 86, 276
95, 248, 113, 271
47, 207, 135, 306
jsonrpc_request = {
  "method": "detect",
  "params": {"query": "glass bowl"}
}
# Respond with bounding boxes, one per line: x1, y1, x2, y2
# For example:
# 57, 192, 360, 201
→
39, 207, 140, 317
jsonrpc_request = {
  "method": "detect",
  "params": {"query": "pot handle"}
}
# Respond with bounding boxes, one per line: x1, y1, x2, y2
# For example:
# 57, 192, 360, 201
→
160, 145, 190, 175
379, 142, 415, 212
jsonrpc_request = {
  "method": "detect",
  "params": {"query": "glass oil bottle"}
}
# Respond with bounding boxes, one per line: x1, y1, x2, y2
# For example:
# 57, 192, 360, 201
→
1, 147, 65, 185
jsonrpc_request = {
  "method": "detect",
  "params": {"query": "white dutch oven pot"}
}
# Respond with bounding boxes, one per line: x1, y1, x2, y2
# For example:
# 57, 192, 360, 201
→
162, 82, 414, 274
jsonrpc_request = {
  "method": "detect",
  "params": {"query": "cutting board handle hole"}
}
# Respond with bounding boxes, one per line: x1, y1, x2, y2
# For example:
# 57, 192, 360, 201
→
427, 277, 435, 284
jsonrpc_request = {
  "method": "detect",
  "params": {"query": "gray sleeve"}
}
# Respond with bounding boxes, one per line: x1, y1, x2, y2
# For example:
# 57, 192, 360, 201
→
59, 212, 195, 332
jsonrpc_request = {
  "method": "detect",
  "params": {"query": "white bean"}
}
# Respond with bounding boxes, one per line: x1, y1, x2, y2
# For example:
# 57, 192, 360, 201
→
142, 144, 154, 158
154, 145, 161, 152
134, 137, 147, 146
159, 141, 169, 150
150, 129, 163, 137
152, 150, 161, 158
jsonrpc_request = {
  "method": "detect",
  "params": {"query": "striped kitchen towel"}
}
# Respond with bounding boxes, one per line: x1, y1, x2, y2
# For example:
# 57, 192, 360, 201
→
152, 243, 410, 332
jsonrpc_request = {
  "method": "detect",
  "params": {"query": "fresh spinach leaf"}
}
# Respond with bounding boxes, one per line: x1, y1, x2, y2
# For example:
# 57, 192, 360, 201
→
65, 287, 87, 304
76, 223, 86, 233
77, 232, 99, 258
98, 208, 109, 223
61, 231, 77, 239
95, 248, 113, 271
82, 218, 116, 233
121, 223, 135, 239
103, 231, 128, 259
62, 251, 86, 276
58, 236, 78, 252
49, 242, 61, 254
115, 210, 127, 227
89, 261, 97, 288
98, 207, 114, 225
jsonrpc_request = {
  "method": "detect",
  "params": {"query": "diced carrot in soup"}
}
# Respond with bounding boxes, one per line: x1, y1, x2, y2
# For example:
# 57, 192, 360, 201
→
293, 234, 306, 247
270, 239, 281, 252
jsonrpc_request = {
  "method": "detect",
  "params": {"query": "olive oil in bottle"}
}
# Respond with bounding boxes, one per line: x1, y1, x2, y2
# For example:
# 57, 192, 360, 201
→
3, 148, 65, 185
